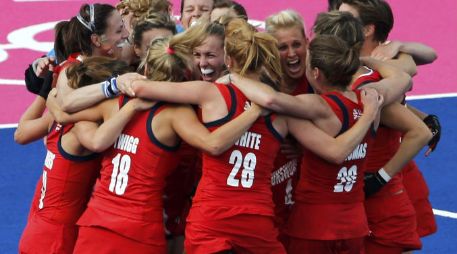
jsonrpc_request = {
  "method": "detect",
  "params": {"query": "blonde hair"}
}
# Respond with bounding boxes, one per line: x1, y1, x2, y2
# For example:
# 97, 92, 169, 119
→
224, 18, 282, 84
117, 0, 171, 28
141, 22, 207, 81
265, 9, 306, 37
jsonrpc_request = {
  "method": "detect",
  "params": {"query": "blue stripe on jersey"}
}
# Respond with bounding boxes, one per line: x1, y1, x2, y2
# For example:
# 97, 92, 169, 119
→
146, 102, 181, 152
326, 94, 349, 136
204, 85, 237, 128
264, 114, 284, 142
57, 126, 99, 161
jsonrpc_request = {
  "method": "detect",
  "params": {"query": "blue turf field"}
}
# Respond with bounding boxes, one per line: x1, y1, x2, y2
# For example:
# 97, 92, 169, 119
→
0, 97, 455, 253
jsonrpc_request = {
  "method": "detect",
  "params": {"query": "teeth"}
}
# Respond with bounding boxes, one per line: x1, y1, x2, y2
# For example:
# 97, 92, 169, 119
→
190, 20, 198, 27
288, 59, 299, 65
116, 39, 128, 48
201, 68, 214, 75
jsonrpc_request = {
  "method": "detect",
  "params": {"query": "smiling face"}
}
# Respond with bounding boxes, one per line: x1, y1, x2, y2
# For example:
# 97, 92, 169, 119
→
193, 35, 225, 82
273, 26, 308, 81
98, 10, 130, 59
134, 28, 174, 59
181, 0, 213, 29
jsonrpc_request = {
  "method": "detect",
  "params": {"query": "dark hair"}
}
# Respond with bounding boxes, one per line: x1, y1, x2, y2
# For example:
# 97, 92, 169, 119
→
341, 0, 393, 42
328, 0, 343, 11
313, 11, 364, 52
54, 3, 116, 62
214, 0, 248, 20
308, 35, 360, 89
133, 12, 177, 47
66, 56, 131, 89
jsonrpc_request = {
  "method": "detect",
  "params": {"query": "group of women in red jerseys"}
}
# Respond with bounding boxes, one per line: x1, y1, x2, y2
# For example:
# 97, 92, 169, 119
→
15, 0, 439, 253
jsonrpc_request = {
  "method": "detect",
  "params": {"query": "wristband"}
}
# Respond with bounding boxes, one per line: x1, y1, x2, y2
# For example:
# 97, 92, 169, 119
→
377, 168, 391, 182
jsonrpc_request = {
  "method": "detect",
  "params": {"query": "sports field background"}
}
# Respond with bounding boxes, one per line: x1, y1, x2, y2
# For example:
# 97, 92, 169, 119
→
0, 0, 455, 253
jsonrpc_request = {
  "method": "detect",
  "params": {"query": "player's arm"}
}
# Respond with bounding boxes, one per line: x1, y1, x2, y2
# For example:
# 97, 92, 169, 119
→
171, 104, 263, 156
14, 96, 53, 145
46, 89, 105, 124
116, 73, 219, 106
385, 53, 417, 77
371, 40, 437, 65
73, 99, 153, 152
60, 81, 107, 113
227, 73, 330, 120
364, 103, 432, 197
286, 88, 382, 164
360, 56, 412, 105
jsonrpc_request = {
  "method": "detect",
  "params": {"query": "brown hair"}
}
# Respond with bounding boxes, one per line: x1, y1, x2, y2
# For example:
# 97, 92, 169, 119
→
213, 0, 248, 20
308, 35, 360, 89
133, 12, 177, 48
66, 56, 131, 89
224, 18, 282, 85
313, 11, 364, 52
54, 3, 116, 63
141, 23, 207, 81
341, 0, 393, 42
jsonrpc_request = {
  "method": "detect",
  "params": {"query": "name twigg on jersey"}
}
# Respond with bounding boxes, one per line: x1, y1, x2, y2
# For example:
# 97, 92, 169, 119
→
114, 134, 140, 154
345, 142, 367, 161
234, 131, 262, 150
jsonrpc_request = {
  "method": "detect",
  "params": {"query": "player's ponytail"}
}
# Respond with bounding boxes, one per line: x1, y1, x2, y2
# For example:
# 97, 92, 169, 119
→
308, 35, 360, 89
224, 18, 282, 87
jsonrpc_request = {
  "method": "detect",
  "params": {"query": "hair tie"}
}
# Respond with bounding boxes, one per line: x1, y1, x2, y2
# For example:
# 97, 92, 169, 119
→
166, 47, 175, 55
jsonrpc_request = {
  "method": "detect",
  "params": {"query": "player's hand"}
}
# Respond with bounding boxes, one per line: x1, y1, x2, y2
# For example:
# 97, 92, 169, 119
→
34, 56, 56, 78
116, 72, 146, 97
280, 138, 302, 160
361, 88, 383, 120
423, 114, 441, 156
371, 41, 402, 61
364, 170, 389, 198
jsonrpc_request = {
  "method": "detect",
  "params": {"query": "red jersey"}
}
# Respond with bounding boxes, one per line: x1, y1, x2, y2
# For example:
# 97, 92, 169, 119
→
288, 90, 372, 240
271, 76, 312, 229
52, 53, 82, 88
352, 67, 403, 197
29, 122, 100, 224
190, 83, 283, 218
77, 97, 180, 244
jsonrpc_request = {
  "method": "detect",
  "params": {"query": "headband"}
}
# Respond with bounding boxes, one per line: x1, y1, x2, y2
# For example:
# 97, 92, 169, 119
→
76, 4, 95, 32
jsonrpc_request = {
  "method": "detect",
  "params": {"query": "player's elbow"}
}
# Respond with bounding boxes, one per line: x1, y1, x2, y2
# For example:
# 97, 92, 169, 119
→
14, 129, 31, 145
204, 143, 225, 156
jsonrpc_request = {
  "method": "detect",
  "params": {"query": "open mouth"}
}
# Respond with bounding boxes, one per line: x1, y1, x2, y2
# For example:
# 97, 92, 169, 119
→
116, 39, 129, 48
200, 68, 215, 81
286, 58, 302, 74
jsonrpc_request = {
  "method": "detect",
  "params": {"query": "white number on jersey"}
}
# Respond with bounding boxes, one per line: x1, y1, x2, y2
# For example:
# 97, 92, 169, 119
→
227, 150, 257, 188
284, 178, 295, 205
38, 171, 47, 209
109, 153, 132, 195
333, 165, 357, 192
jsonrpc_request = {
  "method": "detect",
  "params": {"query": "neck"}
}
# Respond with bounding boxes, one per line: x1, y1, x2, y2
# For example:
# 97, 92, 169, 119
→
281, 75, 301, 93
361, 38, 380, 56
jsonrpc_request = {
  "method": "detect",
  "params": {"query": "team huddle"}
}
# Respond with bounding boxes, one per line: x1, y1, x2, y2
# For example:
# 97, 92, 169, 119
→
15, 0, 442, 253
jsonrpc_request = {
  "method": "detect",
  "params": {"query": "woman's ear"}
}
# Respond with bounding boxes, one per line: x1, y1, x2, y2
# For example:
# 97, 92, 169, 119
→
91, 34, 102, 47
363, 24, 375, 39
